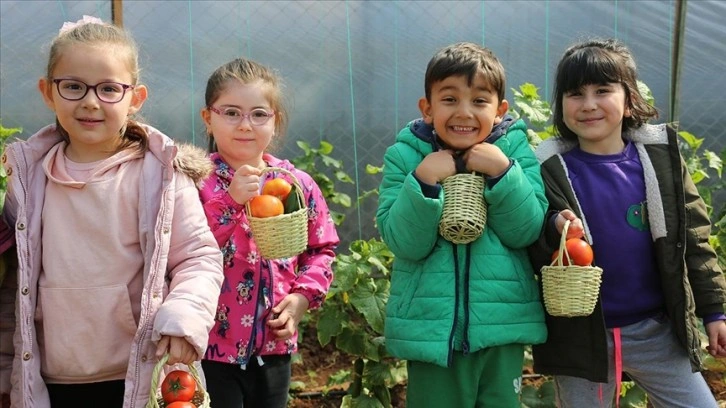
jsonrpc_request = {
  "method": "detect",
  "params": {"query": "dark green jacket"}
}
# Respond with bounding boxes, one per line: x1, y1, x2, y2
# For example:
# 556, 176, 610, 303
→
377, 118, 548, 368
529, 123, 726, 381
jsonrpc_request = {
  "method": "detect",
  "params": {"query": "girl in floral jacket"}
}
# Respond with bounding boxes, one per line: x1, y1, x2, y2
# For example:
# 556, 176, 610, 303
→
199, 57, 339, 408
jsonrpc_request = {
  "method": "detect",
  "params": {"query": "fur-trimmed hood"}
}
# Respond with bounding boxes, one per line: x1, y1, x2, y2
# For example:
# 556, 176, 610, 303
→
142, 124, 213, 186
4, 123, 213, 185
535, 123, 669, 162
169, 143, 213, 186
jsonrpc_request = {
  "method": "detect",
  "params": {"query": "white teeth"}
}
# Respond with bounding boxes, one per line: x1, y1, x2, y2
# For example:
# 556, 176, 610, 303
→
452, 126, 474, 131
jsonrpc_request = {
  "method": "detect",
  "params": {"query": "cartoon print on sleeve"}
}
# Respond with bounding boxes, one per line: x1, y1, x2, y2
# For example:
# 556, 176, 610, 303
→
222, 238, 237, 268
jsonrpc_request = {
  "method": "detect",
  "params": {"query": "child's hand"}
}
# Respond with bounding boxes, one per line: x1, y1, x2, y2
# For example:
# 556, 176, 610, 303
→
267, 293, 310, 340
557, 210, 585, 239
415, 150, 456, 185
462, 143, 509, 177
705, 319, 726, 358
228, 164, 262, 205
155, 335, 198, 365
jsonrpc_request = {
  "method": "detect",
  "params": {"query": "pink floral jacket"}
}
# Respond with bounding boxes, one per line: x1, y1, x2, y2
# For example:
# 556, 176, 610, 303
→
200, 153, 339, 367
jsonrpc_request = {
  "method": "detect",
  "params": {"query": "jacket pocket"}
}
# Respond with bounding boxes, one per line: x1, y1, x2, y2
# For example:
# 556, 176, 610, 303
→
36, 284, 138, 380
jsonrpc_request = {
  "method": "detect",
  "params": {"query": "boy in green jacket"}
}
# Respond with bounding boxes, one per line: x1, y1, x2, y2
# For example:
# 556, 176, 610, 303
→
376, 42, 548, 408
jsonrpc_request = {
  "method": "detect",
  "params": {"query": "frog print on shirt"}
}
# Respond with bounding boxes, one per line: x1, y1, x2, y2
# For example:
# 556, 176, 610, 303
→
626, 200, 649, 232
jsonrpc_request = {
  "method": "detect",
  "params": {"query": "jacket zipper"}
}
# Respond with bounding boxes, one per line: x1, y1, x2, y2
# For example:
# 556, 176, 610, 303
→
447, 245, 460, 367
462, 244, 471, 355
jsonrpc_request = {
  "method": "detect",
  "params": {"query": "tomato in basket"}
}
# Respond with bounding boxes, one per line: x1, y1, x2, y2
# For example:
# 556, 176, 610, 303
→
551, 238, 594, 266
161, 370, 196, 403
249, 195, 284, 218
262, 178, 293, 202
167, 402, 196, 408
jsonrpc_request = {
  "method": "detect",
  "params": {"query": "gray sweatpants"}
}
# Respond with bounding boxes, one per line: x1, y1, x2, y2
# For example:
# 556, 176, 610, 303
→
554, 314, 717, 408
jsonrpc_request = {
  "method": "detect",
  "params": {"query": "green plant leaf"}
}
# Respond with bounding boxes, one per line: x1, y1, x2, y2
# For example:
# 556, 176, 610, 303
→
341, 393, 384, 408
365, 164, 383, 175
317, 306, 346, 346
520, 380, 556, 408
637, 80, 655, 107
336, 327, 367, 355
332, 192, 352, 207
0, 120, 22, 141
289, 380, 306, 391
704, 150, 723, 178
318, 140, 334, 155
678, 131, 703, 151
369, 384, 391, 408
619, 382, 648, 407
363, 360, 395, 387
349, 279, 388, 333
295, 140, 311, 155
336, 170, 355, 183
333, 258, 360, 292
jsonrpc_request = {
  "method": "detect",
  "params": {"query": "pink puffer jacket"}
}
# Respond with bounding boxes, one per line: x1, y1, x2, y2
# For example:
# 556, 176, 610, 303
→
0, 124, 224, 408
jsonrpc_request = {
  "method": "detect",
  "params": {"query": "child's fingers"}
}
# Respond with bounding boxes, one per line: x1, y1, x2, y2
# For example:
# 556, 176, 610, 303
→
267, 314, 285, 328
273, 320, 296, 340
155, 336, 170, 359
181, 343, 197, 365
559, 209, 577, 221
272, 298, 291, 314
236, 164, 262, 176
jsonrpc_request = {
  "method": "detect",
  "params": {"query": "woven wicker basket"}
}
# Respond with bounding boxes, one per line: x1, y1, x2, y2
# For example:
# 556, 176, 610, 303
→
541, 220, 603, 317
246, 167, 308, 259
145, 354, 210, 408
439, 173, 487, 244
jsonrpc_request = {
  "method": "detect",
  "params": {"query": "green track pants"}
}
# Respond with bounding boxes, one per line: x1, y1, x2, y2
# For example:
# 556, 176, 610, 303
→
405, 344, 524, 408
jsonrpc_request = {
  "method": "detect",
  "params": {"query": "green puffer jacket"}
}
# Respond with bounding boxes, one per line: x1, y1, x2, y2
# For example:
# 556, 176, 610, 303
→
377, 117, 548, 368
529, 123, 726, 382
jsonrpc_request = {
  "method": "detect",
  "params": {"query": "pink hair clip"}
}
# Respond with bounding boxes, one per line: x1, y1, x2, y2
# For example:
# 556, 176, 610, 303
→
59, 15, 105, 35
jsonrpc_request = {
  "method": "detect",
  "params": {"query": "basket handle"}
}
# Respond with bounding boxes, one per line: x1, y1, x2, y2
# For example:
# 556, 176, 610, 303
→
144, 354, 209, 408
244, 166, 306, 215
551, 219, 573, 266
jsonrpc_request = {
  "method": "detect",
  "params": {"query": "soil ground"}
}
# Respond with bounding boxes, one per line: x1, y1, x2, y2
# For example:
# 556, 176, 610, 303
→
289, 330, 726, 407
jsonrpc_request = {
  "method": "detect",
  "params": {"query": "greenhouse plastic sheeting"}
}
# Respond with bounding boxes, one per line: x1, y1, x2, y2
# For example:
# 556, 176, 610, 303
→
1, 1, 724, 243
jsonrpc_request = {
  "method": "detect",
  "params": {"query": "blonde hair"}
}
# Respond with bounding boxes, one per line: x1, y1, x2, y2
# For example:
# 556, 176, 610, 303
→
204, 58, 288, 153
46, 20, 148, 152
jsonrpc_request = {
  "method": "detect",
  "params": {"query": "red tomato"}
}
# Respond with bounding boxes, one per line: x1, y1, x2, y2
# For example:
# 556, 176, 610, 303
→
552, 238, 593, 266
161, 370, 196, 403
167, 402, 196, 408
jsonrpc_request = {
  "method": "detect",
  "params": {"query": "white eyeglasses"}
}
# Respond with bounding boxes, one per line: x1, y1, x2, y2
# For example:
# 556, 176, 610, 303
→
208, 106, 275, 126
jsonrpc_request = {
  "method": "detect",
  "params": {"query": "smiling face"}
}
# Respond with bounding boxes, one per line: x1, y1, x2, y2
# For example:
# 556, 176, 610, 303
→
38, 43, 146, 162
562, 82, 631, 154
201, 79, 275, 170
419, 73, 508, 151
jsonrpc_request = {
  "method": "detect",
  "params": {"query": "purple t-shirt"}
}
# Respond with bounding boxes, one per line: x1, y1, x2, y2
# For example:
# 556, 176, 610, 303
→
563, 141, 665, 327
